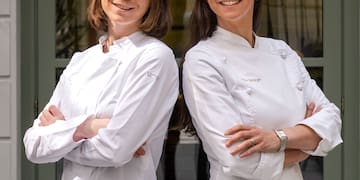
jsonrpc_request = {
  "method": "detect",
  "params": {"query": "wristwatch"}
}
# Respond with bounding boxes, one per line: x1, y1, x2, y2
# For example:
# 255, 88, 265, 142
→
274, 129, 288, 152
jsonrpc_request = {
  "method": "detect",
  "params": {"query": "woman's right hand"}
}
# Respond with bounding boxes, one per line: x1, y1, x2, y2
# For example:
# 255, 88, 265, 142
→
304, 102, 321, 119
73, 117, 110, 142
39, 105, 65, 126
224, 102, 321, 157
73, 118, 147, 157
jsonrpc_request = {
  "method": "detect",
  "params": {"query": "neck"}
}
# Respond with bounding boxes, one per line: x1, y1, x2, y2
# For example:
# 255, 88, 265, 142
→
106, 21, 140, 45
218, 21, 255, 47
216, 9, 255, 47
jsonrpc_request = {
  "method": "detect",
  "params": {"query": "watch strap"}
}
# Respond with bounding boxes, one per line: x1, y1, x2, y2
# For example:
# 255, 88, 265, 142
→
274, 129, 288, 152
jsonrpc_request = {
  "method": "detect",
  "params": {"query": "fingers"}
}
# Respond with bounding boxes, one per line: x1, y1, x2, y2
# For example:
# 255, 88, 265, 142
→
225, 128, 280, 157
39, 114, 47, 126
305, 102, 322, 119
225, 125, 259, 155
38, 105, 64, 126
305, 102, 315, 118
73, 134, 82, 142
48, 105, 65, 120
134, 142, 147, 158
134, 147, 146, 158
315, 106, 322, 113
239, 140, 261, 158
225, 130, 253, 147
229, 137, 259, 156
225, 124, 254, 135
73, 130, 85, 142
39, 110, 53, 126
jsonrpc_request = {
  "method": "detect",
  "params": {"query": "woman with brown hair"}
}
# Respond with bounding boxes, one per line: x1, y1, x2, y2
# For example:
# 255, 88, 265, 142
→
181, 0, 342, 179
23, 0, 178, 179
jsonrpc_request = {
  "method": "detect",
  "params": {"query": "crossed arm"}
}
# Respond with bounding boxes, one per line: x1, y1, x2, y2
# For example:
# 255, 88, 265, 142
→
24, 47, 178, 165
38, 105, 146, 157
224, 103, 321, 167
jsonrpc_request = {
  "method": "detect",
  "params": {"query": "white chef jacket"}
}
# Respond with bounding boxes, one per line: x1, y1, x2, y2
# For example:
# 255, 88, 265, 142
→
23, 31, 179, 180
182, 27, 342, 180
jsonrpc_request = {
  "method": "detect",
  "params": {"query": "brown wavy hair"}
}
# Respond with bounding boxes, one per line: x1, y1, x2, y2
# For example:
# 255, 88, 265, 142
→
171, 0, 263, 135
87, 0, 172, 38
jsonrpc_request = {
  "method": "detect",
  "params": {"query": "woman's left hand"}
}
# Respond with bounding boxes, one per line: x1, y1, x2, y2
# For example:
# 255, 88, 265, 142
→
73, 117, 110, 142
133, 142, 146, 158
224, 125, 280, 157
38, 105, 65, 126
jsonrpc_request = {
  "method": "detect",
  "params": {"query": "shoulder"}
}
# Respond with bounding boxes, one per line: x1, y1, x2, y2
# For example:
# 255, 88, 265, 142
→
184, 40, 224, 72
61, 44, 100, 77
136, 36, 177, 70
258, 37, 307, 75
68, 44, 100, 66
183, 41, 226, 76
257, 36, 293, 51
257, 36, 302, 60
141, 36, 174, 57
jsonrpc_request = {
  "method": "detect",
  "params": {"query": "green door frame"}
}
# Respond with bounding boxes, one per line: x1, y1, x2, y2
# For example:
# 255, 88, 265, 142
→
343, 0, 360, 179
20, 0, 360, 180
36, 0, 67, 178
20, 0, 65, 179
20, 0, 37, 179
320, 1, 342, 179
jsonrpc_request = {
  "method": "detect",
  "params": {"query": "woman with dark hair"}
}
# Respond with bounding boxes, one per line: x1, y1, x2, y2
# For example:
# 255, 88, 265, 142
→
23, 0, 178, 179
181, 0, 342, 179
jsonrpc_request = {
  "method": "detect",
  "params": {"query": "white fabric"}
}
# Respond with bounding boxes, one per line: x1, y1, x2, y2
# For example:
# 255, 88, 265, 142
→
182, 27, 342, 180
23, 31, 179, 180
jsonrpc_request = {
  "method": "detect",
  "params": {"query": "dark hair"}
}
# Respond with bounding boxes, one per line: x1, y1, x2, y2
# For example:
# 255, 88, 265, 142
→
189, 0, 262, 47
87, 0, 172, 38
171, 0, 263, 135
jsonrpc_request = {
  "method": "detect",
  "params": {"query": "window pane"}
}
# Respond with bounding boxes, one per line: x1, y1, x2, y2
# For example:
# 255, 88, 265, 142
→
257, 0, 323, 57
162, 0, 194, 57
55, 67, 65, 84
307, 67, 323, 89
56, 0, 97, 58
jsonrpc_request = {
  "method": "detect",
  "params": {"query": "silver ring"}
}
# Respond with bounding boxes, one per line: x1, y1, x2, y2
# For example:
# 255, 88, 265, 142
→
249, 138, 256, 147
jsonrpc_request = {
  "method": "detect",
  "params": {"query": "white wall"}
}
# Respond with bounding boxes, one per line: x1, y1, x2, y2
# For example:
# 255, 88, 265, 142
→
0, 0, 18, 179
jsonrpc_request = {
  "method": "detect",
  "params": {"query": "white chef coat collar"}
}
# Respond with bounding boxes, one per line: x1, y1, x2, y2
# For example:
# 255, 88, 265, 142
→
213, 26, 259, 48
99, 31, 145, 49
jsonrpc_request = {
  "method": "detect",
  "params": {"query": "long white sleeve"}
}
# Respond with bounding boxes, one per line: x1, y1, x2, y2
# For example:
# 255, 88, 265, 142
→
287, 50, 343, 156
23, 71, 89, 164
64, 47, 179, 167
